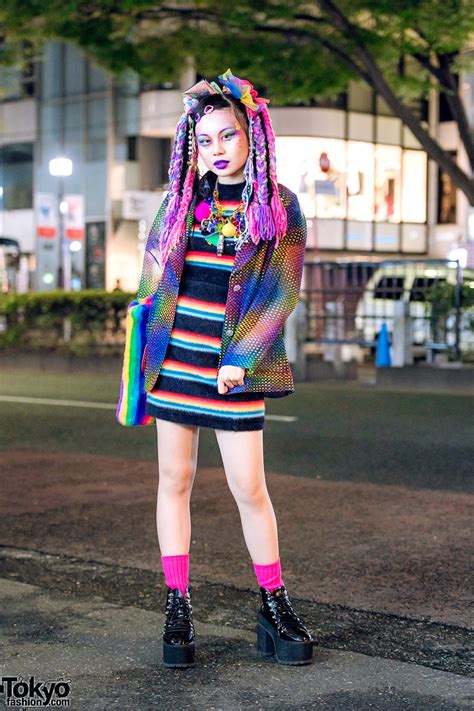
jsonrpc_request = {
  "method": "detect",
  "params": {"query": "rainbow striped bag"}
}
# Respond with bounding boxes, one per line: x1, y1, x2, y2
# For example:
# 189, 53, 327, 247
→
116, 296, 155, 426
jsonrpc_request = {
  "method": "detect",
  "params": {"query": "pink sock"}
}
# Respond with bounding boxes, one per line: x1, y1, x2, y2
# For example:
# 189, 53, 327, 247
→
253, 558, 284, 592
161, 554, 189, 596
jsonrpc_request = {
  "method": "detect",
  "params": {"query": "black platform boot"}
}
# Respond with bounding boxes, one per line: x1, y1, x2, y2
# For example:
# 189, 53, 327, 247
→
256, 585, 314, 665
162, 586, 195, 668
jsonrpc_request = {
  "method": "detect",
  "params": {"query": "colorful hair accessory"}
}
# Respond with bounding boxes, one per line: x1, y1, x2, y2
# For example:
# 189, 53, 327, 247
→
218, 68, 270, 116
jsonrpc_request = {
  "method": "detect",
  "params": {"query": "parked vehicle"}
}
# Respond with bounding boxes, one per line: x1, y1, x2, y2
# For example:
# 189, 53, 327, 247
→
354, 262, 474, 354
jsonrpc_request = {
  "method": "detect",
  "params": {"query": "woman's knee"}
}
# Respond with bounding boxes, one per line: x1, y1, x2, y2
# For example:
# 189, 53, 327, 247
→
229, 476, 268, 508
158, 463, 195, 496
156, 419, 199, 496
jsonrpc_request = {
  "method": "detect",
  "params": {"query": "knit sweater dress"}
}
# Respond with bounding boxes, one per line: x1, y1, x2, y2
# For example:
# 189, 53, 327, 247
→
144, 180, 265, 431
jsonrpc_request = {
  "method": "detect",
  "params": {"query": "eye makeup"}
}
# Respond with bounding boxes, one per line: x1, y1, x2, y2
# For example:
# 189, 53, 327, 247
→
197, 126, 240, 142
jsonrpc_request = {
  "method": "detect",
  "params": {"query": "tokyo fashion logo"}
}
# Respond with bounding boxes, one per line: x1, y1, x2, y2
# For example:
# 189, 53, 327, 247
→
0, 676, 71, 707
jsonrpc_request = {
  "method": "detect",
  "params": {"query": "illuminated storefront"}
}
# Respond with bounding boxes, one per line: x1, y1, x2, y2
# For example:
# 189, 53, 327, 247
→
275, 137, 427, 254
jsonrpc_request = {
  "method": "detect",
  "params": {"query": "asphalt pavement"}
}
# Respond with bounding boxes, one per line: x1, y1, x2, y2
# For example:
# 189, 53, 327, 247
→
0, 369, 473, 709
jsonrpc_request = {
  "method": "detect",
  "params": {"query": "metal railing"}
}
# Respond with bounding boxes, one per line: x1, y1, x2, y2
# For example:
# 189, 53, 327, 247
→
300, 258, 472, 361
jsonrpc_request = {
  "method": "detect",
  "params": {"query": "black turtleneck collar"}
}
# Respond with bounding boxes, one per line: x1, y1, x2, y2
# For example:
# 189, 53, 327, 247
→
216, 179, 246, 200
198, 170, 246, 200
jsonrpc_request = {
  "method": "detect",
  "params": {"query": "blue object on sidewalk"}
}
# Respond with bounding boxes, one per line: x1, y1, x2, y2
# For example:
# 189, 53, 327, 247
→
376, 322, 392, 367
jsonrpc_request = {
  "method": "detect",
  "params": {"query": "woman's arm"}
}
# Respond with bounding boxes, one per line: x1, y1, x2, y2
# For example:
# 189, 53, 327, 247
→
220, 190, 307, 375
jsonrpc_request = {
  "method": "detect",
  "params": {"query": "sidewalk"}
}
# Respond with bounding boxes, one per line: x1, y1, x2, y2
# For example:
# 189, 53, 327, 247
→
1, 567, 472, 710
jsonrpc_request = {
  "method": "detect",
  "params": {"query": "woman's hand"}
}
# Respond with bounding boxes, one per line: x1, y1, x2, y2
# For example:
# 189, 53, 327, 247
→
217, 365, 246, 394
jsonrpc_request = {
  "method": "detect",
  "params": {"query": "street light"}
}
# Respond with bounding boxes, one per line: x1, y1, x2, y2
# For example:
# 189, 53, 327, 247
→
49, 157, 73, 290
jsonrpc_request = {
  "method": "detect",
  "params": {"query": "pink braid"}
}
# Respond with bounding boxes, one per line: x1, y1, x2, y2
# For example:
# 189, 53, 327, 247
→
261, 107, 287, 245
246, 113, 277, 245
158, 113, 196, 268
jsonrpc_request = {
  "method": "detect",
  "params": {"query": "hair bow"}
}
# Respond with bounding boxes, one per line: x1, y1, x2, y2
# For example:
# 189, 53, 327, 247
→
218, 69, 269, 115
181, 70, 269, 116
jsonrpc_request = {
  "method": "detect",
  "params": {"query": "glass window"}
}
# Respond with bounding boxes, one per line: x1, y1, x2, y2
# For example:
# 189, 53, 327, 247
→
39, 103, 62, 164
41, 42, 63, 99
374, 223, 399, 251
437, 152, 457, 224
373, 276, 404, 300
0, 63, 35, 100
65, 44, 85, 96
0, 143, 33, 209
87, 61, 107, 91
402, 150, 427, 223
347, 141, 374, 221
409, 277, 446, 302
86, 97, 106, 161
374, 145, 401, 223
276, 137, 346, 219
346, 221, 372, 251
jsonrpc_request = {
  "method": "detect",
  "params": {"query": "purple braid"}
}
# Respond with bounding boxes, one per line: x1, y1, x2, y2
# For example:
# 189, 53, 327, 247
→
246, 113, 277, 245
239, 112, 256, 250
158, 113, 197, 268
261, 107, 287, 246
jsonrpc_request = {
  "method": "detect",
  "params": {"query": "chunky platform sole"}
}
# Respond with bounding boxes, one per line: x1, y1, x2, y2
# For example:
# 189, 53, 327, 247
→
256, 612, 313, 665
163, 641, 195, 668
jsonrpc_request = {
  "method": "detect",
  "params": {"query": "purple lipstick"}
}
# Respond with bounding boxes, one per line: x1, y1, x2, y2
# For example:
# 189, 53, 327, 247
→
214, 160, 229, 169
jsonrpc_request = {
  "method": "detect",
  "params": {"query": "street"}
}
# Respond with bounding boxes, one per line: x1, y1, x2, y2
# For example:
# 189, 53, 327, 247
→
1, 369, 473, 709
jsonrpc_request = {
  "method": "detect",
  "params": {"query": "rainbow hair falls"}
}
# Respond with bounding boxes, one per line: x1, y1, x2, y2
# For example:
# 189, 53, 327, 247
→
158, 67, 286, 263
217, 69, 286, 250
158, 112, 197, 269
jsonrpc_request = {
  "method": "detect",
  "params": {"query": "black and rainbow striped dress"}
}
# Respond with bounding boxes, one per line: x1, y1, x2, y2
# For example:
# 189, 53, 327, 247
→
145, 180, 265, 431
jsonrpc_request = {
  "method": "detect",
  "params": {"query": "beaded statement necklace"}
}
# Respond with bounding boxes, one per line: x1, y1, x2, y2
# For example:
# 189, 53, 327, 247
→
197, 181, 246, 257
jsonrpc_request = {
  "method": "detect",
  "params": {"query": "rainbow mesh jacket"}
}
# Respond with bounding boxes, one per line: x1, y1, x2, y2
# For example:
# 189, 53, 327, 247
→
116, 173, 307, 426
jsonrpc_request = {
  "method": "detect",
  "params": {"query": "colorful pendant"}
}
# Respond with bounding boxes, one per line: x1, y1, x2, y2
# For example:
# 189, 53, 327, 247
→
199, 182, 246, 256
222, 222, 237, 237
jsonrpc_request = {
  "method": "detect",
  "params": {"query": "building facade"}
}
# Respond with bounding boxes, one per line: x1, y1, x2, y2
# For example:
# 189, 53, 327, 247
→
0, 42, 472, 293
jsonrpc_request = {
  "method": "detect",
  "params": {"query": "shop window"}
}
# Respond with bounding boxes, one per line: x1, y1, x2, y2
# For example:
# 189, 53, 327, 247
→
276, 136, 346, 219
347, 141, 374, 221
402, 150, 427, 223
437, 152, 457, 224
374, 145, 401, 223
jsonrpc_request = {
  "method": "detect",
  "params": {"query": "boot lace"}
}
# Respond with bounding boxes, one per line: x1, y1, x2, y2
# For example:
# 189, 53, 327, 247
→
165, 591, 194, 633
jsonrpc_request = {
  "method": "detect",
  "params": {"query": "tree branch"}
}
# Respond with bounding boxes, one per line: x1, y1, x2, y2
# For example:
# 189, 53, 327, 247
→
317, 0, 474, 203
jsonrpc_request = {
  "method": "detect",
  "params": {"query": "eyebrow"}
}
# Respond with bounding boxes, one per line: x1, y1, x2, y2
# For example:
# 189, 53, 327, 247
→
196, 126, 238, 138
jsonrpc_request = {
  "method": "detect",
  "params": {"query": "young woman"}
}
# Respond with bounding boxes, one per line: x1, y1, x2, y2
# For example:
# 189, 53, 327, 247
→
117, 69, 313, 668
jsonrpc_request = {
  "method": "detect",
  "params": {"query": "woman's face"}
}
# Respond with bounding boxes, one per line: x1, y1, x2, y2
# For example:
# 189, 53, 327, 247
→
195, 107, 249, 184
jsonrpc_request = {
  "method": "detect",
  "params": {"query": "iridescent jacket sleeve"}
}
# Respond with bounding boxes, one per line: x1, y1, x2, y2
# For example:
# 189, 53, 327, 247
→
220, 190, 307, 375
116, 193, 170, 427
136, 192, 171, 300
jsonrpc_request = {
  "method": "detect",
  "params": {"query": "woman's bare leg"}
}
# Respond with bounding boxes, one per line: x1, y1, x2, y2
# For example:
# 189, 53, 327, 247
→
214, 428, 279, 564
155, 419, 200, 555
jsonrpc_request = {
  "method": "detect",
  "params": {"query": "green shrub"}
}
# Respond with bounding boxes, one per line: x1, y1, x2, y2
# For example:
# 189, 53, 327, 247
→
0, 290, 134, 354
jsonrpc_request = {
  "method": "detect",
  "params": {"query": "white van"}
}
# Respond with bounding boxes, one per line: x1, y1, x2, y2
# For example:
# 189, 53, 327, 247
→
354, 263, 474, 353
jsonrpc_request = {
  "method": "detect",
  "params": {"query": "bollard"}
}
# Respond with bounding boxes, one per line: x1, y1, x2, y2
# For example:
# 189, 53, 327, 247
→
392, 301, 413, 367
376, 322, 392, 367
